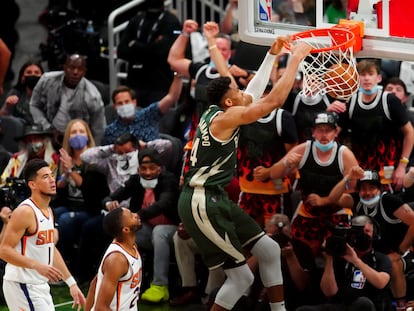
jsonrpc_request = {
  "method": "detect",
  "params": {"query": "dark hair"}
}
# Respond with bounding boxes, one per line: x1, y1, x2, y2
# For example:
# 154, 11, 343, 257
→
14, 60, 44, 91
111, 85, 136, 103
385, 77, 408, 95
23, 159, 49, 184
103, 208, 124, 238
207, 77, 232, 106
114, 133, 139, 148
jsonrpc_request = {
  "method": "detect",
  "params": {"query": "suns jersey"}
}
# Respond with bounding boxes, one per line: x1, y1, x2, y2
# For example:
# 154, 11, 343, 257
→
4, 198, 55, 285
92, 242, 142, 311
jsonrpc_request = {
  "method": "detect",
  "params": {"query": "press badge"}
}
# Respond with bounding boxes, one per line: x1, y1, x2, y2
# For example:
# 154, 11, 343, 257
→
351, 270, 366, 289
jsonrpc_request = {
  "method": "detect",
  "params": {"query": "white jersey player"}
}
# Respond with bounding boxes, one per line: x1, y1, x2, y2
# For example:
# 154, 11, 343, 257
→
0, 159, 85, 310
86, 207, 143, 311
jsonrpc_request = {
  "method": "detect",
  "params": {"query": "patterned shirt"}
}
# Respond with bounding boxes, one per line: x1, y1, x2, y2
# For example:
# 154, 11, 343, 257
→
103, 102, 162, 144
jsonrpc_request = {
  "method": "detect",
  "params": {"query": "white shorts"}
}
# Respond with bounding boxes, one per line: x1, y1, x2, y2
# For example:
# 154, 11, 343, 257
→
3, 280, 54, 310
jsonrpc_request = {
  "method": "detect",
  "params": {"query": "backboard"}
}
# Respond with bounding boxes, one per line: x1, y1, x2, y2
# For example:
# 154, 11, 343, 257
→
238, 0, 414, 61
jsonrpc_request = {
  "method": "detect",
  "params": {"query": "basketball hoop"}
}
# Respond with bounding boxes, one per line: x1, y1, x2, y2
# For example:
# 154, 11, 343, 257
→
286, 22, 364, 101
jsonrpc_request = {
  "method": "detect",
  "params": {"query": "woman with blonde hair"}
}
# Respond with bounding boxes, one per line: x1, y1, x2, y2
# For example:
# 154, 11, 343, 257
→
55, 119, 96, 274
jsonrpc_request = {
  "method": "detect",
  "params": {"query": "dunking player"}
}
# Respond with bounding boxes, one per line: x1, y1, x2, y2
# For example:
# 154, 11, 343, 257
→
178, 36, 311, 311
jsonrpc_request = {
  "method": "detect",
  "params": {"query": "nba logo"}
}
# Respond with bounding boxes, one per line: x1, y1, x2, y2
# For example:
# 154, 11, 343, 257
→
258, 0, 272, 22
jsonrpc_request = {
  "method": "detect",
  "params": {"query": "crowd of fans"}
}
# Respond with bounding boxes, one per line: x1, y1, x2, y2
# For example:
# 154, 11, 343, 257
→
0, 0, 414, 310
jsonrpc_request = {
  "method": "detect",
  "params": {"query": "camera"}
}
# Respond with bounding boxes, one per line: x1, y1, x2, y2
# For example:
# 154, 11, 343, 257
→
0, 178, 29, 209
325, 224, 370, 257
271, 232, 291, 248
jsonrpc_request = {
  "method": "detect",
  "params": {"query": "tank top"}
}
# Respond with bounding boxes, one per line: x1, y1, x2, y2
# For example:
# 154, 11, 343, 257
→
92, 242, 142, 311
4, 198, 55, 284
184, 105, 239, 189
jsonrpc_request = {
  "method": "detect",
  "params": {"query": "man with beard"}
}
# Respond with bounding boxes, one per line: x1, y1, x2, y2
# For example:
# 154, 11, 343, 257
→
85, 207, 143, 311
30, 54, 106, 145
0, 159, 85, 310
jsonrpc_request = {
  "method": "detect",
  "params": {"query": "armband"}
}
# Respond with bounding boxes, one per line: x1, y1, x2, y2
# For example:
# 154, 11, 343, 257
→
400, 157, 409, 165
64, 276, 77, 287
208, 44, 217, 51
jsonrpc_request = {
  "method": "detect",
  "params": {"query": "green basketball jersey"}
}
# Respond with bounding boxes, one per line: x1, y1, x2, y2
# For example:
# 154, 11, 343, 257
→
184, 105, 239, 188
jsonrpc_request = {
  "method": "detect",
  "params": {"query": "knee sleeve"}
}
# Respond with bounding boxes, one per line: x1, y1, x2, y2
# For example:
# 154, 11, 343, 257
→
215, 265, 254, 309
251, 235, 283, 287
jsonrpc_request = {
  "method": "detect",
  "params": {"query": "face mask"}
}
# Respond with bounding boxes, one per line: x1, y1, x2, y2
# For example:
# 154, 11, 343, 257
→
314, 140, 335, 152
27, 141, 44, 154
359, 85, 378, 95
359, 194, 380, 206
117, 103, 136, 119
140, 177, 158, 189
69, 135, 89, 150
24, 75, 40, 90
115, 150, 138, 175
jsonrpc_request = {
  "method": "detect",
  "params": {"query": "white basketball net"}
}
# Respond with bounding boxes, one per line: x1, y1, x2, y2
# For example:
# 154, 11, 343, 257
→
294, 30, 360, 101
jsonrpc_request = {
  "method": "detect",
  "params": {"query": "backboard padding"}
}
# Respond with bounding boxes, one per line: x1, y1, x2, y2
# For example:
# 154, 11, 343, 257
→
238, 0, 414, 61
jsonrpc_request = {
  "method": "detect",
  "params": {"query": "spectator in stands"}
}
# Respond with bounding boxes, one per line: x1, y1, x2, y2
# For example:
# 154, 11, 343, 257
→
384, 77, 414, 122
329, 169, 414, 310
296, 215, 394, 311
76, 133, 171, 283
0, 39, 11, 97
170, 221, 226, 306
54, 119, 95, 272
338, 59, 414, 191
30, 54, 106, 145
1, 124, 59, 185
220, 0, 239, 52
261, 112, 359, 255
103, 74, 182, 144
103, 148, 180, 304
0, 60, 44, 124
168, 20, 253, 178
117, 0, 181, 107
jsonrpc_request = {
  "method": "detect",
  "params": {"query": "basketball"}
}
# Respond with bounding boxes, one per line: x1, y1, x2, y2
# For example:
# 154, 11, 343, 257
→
324, 63, 359, 100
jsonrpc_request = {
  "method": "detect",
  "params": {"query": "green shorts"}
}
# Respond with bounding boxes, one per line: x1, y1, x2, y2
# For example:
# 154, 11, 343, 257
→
178, 186, 264, 269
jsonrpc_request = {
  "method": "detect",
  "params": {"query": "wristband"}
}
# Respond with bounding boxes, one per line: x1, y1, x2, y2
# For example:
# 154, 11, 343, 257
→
64, 276, 77, 287
400, 157, 409, 165
208, 44, 217, 51
344, 176, 351, 191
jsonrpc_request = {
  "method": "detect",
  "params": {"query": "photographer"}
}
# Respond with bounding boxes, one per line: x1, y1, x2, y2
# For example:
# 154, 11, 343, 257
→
329, 168, 414, 310
297, 215, 393, 311
240, 214, 321, 310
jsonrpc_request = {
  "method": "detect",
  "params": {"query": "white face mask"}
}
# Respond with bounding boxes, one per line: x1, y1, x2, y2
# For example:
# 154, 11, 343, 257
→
140, 177, 158, 189
117, 103, 136, 119
115, 150, 138, 175
359, 194, 381, 207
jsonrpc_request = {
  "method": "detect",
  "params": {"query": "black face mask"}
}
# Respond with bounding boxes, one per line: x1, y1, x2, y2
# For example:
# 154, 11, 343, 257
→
24, 75, 40, 90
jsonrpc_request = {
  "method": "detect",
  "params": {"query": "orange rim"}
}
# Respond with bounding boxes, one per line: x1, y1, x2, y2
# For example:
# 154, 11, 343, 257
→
284, 28, 356, 53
